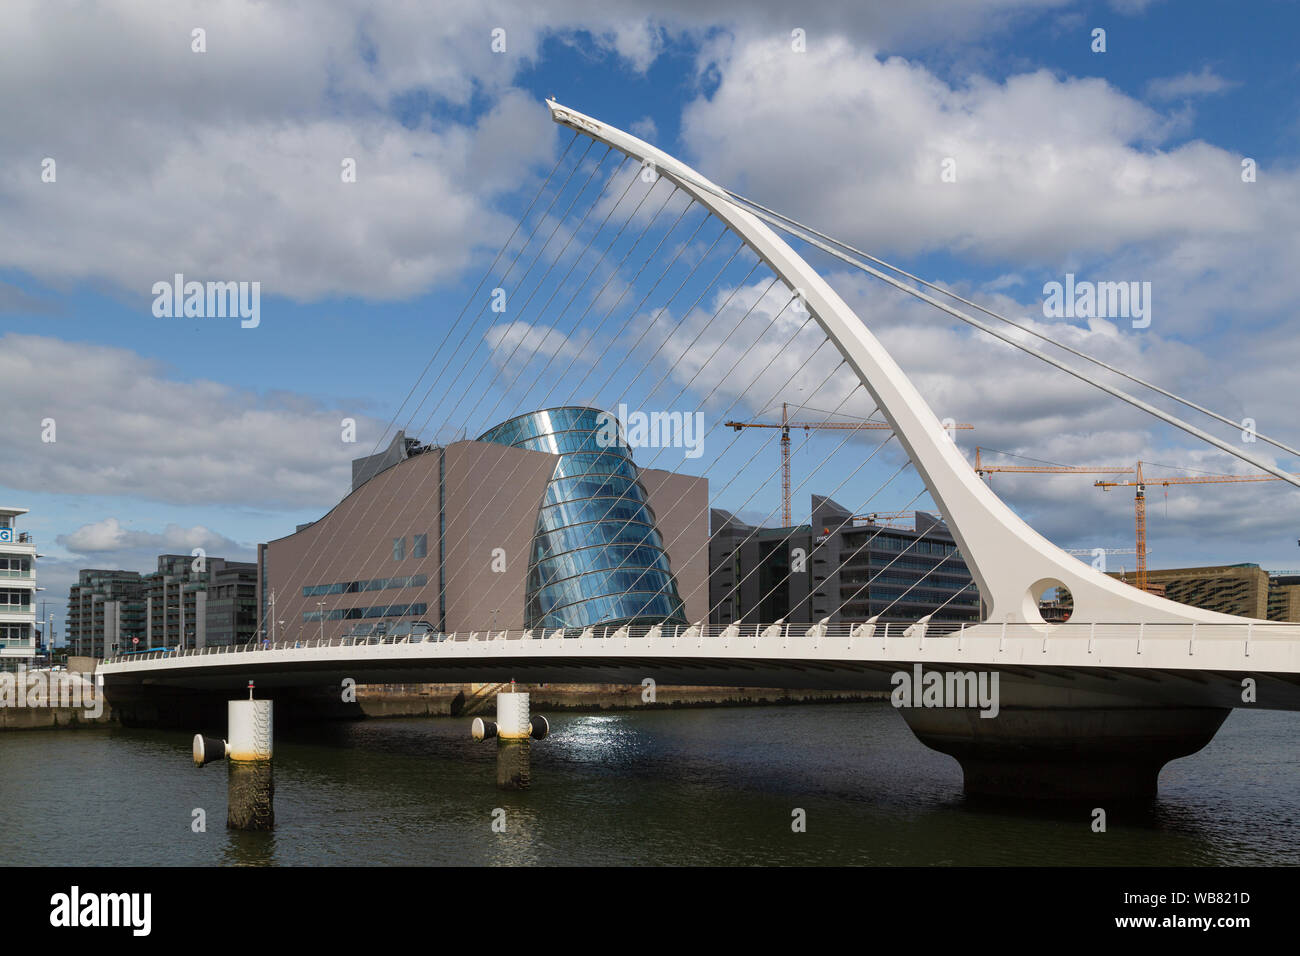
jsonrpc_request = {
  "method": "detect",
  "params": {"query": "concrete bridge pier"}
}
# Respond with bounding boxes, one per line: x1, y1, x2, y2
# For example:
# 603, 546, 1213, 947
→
899, 704, 1231, 801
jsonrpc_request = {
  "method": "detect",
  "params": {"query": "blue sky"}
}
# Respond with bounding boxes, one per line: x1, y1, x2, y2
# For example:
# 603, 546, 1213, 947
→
4, 0, 1300, 622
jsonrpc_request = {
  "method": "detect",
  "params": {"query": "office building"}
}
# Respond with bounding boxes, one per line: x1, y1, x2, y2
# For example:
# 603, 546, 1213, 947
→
1268, 572, 1300, 622
709, 496, 979, 626
140, 554, 258, 650
66, 569, 146, 658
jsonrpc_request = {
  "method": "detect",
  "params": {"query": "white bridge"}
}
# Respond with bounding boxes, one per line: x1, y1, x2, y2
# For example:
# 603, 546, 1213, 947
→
102, 100, 1300, 800
102, 620, 1300, 710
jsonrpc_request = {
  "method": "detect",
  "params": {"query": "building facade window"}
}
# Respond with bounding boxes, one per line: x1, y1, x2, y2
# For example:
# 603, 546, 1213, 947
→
413, 533, 428, 559
393, 536, 405, 561
302, 574, 427, 597
0, 589, 32, 607
303, 601, 428, 622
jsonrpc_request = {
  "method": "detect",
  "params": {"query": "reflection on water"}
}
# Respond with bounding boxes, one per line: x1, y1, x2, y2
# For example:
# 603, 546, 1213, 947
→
1, 703, 1296, 866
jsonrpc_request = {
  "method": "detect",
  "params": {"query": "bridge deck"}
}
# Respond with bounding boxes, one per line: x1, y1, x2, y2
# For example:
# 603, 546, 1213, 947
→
99, 621, 1300, 711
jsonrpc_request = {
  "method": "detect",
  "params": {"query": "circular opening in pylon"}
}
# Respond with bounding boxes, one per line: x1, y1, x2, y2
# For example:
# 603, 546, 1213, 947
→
1032, 579, 1073, 623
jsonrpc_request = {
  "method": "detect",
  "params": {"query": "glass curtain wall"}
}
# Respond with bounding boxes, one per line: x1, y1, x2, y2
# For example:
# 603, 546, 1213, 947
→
478, 407, 687, 629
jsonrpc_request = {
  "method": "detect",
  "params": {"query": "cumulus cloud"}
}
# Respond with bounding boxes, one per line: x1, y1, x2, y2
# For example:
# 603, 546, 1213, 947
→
0, 0, 1084, 305
484, 321, 586, 378
1146, 66, 1236, 101
680, 36, 1293, 274
0, 333, 384, 508
59, 518, 245, 557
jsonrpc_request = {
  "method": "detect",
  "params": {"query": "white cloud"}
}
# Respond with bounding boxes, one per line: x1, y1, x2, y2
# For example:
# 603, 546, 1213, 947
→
0, 333, 381, 508
681, 36, 1294, 273
59, 518, 244, 557
1146, 66, 1236, 101
0, 1, 1089, 304
630, 116, 660, 141
484, 321, 586, 376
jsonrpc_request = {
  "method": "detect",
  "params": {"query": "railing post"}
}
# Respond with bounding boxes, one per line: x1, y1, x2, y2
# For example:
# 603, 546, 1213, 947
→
1189, 622, 1197, 657
957, 621, 965, 652
1245, 621, 1253, 658
999, 620, 1007, 653
1088, 622, 1095, 655
1136, 621, 1144, 655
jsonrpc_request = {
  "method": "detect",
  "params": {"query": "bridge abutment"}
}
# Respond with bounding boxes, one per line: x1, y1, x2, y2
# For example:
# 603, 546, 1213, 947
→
899, 705, 1230, 801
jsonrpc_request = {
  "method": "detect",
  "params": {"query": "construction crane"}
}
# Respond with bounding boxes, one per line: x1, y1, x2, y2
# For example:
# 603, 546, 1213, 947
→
726, 403, 973, 525
973, 447, 1134, 480
1095, 463, 1294, 592
973, 449, 1141, 587
1063, 548, 1144, 555
975, 448, 1291, 593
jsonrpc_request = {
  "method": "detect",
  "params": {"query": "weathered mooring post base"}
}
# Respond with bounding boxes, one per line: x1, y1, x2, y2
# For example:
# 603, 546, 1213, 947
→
497, 740, 531, 790
228, 760, 275, 829
471, 690, 549, 790
899, 706, 1231, 801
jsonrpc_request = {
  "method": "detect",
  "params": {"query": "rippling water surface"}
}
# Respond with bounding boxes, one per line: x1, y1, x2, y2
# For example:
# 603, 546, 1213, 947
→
2, 703, 1296, 865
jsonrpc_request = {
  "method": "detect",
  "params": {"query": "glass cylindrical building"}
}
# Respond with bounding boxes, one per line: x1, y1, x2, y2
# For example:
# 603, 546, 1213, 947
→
477, 407, 687, 630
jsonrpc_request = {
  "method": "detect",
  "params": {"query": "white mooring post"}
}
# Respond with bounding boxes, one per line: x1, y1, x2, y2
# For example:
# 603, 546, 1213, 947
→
470, 681, 549, 790
192, 680, 274, 830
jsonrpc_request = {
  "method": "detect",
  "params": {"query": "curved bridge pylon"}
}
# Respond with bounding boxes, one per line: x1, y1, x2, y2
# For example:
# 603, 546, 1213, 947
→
546, 99, 1244, 630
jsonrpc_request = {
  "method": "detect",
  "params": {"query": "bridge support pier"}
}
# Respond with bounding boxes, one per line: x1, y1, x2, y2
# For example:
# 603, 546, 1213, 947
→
899, 705, 1230, 801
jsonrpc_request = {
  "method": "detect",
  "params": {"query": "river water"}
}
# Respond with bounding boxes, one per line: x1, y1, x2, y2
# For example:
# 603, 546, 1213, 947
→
3, 702, 1296, 866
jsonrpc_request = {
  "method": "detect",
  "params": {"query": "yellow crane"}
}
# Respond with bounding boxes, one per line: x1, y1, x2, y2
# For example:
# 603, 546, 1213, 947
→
974, 447, 1293, 593
726, 403, 973, 525
1095, 463, 1294, 592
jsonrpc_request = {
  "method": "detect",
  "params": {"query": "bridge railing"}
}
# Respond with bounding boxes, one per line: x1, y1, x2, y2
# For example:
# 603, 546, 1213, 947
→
100, 618, 1300, 664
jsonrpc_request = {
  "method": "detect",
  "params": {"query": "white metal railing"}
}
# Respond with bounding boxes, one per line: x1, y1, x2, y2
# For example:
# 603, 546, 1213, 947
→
99, 618, 1300, 665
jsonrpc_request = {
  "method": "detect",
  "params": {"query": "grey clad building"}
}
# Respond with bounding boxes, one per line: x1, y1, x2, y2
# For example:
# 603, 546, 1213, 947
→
67, 570, 146, 658
709, 495, 979, 626
259, 407, 709, 640
70, 556, 258, 657
142, 554, 258, 650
